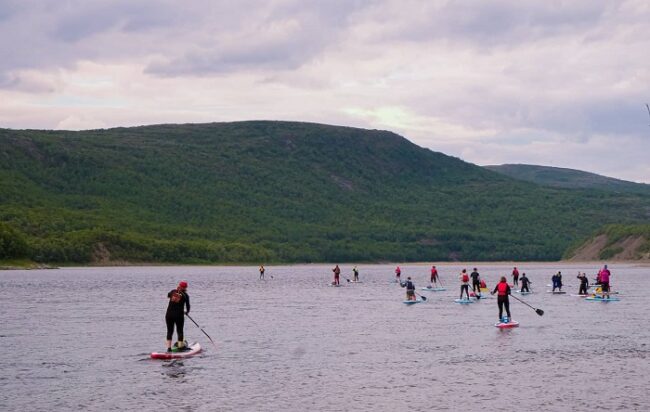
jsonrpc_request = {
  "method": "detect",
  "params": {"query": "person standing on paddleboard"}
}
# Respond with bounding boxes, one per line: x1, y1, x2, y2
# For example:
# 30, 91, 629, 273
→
577, 272, 589, 295
491, 276, 512, 322
520, 272, 531, 293
459, 269, 470, 300
470, 268, 481, 294
259, 265, 265, 280
512, 267, 520, 287
402, 276, 416, 301
166, 281, 190, 352
599, 265, 611, 299
333, 265, 341, 285
353, 266, 359, 282
430, 265, 439, 286
395, 266, 401, 283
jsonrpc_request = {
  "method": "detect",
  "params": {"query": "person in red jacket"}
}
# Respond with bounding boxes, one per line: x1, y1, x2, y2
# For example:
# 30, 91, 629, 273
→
512, 267, 520, 287
395, 266, 401, 283
332, 265, 341, 285
430, 265, 439, 286
459, 269, 470, 300
491, 276, 512, 322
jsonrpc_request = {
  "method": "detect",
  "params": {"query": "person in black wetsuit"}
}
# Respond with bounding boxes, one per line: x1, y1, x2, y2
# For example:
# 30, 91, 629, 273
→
166, 281, 190, 352
520, 273, 531, 293
470, 268, 481, 294
577, 272, 589, 295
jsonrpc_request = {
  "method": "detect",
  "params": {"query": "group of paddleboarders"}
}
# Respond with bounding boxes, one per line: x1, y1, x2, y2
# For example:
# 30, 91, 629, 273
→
330, 264, 361, 284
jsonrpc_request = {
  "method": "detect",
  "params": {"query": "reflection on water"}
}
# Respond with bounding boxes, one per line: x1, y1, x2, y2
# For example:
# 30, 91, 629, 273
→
1, 263, 649, 411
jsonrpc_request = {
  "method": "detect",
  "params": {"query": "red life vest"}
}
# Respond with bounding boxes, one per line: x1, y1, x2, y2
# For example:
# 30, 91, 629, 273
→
462, 273, 469, 283
497, 282, 509, 296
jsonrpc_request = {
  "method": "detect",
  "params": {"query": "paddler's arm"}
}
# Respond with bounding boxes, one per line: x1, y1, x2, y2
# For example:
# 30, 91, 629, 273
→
185, 294, 190, 314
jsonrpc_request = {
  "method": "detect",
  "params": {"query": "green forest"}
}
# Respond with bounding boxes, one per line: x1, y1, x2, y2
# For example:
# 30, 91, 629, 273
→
1, 121, 649, 265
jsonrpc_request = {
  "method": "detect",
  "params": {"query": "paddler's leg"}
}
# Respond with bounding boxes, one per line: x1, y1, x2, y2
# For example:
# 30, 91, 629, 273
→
497, 297, 504, 320
166, 314, 175, 352
176, 317, 185, 348
505, 298, 511, 319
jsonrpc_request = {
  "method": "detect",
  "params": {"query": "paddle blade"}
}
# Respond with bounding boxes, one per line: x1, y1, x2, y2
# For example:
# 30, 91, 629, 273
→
420, 295, 427, 301
536, 309, 544, 316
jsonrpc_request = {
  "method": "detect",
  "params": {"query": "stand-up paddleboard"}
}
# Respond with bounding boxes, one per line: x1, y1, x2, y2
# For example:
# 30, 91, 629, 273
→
329, 283, 343, 287
350, 281, 363, 283
586, 296, 620, 302
480, 287, 489, 293
495, 320, 519, 329
403, 299, 424, 305
547, 291, 566, 294
515, 290, 532, 295
421, 286, 446, 291
454, 298, 474, 304
593, 288, 620, 294
151, 342, 201, 360
571, 293, 590, 297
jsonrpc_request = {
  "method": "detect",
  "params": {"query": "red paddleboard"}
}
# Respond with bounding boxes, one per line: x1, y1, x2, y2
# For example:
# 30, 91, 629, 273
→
495, 320, 519, 329
151, 342, 202, 359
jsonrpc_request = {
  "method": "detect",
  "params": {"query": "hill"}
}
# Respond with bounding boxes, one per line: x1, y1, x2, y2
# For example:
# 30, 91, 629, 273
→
566, 225, 650, 261
1, 121, 650, 264
485, 164, 650, 193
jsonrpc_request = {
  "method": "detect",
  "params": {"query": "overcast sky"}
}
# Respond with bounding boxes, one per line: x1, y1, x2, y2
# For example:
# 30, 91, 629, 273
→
1, 0, 649, 182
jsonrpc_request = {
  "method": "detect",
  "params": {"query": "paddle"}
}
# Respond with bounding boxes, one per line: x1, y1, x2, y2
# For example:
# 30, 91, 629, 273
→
509, 294, 544, 316
414, 291, 427, 301
185, 313, 218, 349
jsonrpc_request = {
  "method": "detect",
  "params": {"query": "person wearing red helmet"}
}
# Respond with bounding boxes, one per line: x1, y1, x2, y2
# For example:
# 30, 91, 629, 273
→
165, 281, 191, 352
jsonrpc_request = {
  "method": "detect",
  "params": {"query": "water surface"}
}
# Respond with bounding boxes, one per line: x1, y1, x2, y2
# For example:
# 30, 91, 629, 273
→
2, 263, 648, 411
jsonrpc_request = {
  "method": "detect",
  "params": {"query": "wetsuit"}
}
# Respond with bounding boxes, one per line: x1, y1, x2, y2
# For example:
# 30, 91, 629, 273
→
333, 267, 340, 285
353, 268, 359, 281
166, 289, 190, 343
551, 274, 558, 292
520, 276, 530, 292
259, 266, 265, 280
470, 270, 481, 292
577, 275, 589, 295
403, 280, 416, 300
492, 281, 511, 321
395, 267, 401, 282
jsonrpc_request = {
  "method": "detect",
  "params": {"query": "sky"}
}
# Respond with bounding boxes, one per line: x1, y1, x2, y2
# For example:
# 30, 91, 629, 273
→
1, 0, 649, 182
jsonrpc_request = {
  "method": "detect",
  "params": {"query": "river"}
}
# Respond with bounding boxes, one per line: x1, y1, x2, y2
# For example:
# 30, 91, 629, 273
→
1, 262, 648, 411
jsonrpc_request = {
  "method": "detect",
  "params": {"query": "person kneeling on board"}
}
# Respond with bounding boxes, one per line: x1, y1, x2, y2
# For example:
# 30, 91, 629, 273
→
402, 277, 416, 301
491, 277, 512, 322
166, 281, 191, 352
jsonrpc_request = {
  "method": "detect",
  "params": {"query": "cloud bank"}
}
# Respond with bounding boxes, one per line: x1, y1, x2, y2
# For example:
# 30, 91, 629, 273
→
1, 0, 649, 182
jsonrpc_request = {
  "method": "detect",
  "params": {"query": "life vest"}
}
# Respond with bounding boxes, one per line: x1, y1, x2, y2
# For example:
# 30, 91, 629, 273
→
462, 273, 469, 283
497, 282, 509, 296
480, 279, 486, 288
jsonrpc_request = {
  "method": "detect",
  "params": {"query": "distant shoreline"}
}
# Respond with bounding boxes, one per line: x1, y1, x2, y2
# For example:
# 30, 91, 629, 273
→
2, 259, 649, 270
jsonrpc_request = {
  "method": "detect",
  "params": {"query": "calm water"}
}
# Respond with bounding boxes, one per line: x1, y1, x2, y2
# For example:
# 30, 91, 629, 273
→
1, 263, 649, 411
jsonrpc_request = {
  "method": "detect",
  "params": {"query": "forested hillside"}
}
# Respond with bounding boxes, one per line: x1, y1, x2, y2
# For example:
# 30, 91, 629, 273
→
1, 121, 650, 264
